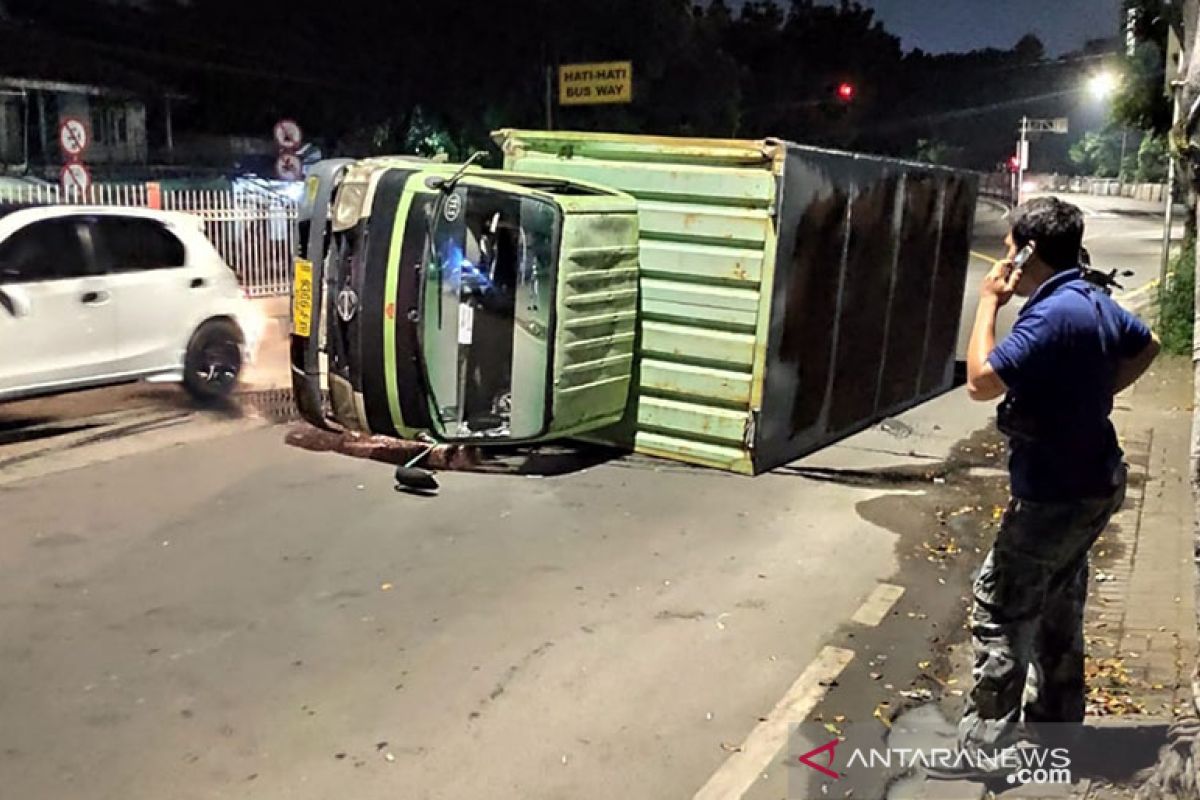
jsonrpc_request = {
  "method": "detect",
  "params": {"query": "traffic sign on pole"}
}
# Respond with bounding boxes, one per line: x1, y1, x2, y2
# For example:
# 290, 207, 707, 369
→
60, 162, 92, 196
58, 117, 90, 159
276, 153, 303, 181
273, 119, 303, 151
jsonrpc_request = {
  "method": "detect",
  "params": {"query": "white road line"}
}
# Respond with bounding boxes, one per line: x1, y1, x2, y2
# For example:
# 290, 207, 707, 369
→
692, 646, 855, 800
850, 583, 906, 627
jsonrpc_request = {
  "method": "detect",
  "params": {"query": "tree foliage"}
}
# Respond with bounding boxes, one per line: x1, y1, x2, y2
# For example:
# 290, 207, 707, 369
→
0, 0, 1131, 171
1113, 0, 1178, 135
1068, 130, 1137, 178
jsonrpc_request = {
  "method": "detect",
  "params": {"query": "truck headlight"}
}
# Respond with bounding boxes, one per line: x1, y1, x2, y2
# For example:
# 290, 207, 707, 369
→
332, 182, 367, 232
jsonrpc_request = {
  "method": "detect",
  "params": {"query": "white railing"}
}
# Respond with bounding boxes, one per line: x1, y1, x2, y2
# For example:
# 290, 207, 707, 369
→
0, 183, 150, 207
0, 182, 297, 297
163, 189, 297, 297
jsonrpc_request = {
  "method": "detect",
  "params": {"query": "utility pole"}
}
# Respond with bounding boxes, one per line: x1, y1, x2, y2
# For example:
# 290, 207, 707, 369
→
1161, 89, 1181, 287
545, 65, 555, 130
1161, 22, 1186, 287
1119, 127, 1130, 191
1018, 116, 1029, 205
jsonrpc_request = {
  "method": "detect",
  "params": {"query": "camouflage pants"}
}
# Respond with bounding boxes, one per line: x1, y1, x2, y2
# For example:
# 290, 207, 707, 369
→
959, 475, 1126, 750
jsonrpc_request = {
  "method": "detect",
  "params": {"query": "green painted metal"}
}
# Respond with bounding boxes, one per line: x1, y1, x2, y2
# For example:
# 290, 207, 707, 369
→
341, 158, 641, 442
550, 208, 641, 436
495, 129, 781, 473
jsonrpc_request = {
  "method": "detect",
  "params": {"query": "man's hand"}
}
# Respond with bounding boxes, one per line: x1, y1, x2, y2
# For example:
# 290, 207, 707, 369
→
981, 260, 1021, 307
966, 261, 1014, 402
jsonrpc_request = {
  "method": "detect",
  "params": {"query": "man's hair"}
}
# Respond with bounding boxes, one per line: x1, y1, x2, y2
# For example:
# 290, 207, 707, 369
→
1009, 197, 1085, 272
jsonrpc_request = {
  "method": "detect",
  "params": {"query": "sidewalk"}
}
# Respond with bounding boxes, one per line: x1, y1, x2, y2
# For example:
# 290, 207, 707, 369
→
907, 354, 1197, 800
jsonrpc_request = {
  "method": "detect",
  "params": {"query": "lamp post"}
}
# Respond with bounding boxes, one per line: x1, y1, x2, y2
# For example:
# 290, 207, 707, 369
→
1088, 71, 1123, 187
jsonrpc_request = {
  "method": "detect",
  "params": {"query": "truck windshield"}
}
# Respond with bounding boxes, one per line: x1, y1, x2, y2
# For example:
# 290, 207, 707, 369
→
422, 184, 558, 440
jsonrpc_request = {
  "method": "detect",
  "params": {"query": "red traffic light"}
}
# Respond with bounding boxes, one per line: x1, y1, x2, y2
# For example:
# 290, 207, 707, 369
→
1008, 156, 1021, 173
836, 82, 856, 103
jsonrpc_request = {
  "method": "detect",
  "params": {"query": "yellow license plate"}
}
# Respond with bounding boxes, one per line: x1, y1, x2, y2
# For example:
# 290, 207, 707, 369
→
292, 258, 314, 337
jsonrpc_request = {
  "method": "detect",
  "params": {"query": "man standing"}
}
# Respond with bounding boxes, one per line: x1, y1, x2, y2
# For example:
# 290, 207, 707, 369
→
952, 197, 1161, 761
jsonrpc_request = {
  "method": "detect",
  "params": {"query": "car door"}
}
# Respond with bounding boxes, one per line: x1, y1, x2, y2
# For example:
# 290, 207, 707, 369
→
0, 216, 116, 397
91, 216, 198, 374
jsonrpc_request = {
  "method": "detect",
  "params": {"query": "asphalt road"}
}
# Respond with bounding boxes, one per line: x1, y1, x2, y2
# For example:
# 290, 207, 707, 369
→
0, 191, 1179, 800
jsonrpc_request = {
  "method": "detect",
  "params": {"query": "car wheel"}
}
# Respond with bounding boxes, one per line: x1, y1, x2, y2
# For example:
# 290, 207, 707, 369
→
183, 319, 243, 402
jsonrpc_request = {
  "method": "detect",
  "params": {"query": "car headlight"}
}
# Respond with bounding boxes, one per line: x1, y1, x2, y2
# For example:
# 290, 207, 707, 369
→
332, 182, 367, 232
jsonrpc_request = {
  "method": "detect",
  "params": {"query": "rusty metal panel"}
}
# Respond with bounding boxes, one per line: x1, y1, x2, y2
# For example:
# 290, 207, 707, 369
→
754, 146, 978, 472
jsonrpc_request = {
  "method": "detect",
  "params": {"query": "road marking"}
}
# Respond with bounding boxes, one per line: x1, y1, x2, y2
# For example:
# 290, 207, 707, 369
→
970, 250, 999, 266
692, 646, 855, 800
850, 583, 906, 626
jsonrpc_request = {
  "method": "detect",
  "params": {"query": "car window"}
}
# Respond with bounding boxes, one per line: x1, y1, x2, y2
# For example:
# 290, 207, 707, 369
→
0, 219, 93, 283
93, 217, 186, 272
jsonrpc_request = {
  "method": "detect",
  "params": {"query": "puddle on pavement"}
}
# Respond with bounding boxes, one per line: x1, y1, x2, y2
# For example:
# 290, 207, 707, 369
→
883, 705, 961, 799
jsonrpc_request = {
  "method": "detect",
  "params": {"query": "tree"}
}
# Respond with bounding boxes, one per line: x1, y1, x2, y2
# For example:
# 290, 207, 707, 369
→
1114, 0, 1178, 135
1137, 133, 1170, 181
1069, 131, 1129, 178
914, 138, 965, 166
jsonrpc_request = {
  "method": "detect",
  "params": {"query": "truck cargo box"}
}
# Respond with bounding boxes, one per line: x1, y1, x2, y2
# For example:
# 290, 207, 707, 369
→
495, 129, 977, 475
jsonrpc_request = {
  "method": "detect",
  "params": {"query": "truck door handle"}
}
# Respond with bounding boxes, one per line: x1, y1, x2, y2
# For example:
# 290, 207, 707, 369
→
81, 290, 110, 305
190, 277, 207, 289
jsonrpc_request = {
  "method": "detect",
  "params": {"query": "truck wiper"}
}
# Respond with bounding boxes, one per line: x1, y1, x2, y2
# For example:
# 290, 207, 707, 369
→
428, 151, 490, 329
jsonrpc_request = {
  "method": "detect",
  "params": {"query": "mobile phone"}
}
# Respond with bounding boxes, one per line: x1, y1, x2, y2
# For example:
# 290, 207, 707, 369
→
1013, 243, 1035, 270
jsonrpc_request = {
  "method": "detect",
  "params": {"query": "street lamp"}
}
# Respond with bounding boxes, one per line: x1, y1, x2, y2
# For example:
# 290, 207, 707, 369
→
1089, 70, 1120, 101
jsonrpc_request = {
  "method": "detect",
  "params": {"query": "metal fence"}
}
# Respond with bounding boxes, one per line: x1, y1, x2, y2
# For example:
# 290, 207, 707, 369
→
0, 183, 150, 207
0, 182, 297, 297
163, 189, 297, 297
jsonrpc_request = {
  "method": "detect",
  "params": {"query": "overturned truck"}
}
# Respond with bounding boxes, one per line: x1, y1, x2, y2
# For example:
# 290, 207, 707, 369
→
292, 133, 977, 475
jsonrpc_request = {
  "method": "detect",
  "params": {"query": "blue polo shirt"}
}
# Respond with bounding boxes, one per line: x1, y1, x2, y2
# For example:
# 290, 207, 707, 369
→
987, 269, 1151, 501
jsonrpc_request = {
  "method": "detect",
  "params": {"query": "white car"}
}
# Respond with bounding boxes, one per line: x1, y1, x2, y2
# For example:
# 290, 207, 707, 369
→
0, 206, 262, 403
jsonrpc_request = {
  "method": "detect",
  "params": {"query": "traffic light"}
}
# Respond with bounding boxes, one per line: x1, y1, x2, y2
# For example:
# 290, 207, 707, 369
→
1008, 156, 1021, 173
836, 82, 856, 103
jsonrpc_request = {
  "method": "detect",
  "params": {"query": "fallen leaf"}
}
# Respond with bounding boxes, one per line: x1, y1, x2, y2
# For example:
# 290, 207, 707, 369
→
720, 742, 743, 753
381, 583, 394, 591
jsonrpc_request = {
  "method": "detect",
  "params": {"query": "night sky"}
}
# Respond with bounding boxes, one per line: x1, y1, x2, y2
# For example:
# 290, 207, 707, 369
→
850, 0, 1124, 55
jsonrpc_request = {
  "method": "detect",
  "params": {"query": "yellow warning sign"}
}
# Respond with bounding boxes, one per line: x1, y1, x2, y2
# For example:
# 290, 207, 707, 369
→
558, 61, 633, 106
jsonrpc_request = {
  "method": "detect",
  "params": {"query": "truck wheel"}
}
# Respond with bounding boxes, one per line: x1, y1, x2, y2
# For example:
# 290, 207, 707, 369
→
183, 319, 243, 402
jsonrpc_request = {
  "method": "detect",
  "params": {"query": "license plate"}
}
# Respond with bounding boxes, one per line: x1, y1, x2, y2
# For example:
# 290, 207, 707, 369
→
292, 258, 314, 337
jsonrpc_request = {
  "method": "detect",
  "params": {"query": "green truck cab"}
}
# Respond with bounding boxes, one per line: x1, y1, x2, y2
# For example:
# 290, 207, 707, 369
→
290, 157, 641, 444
